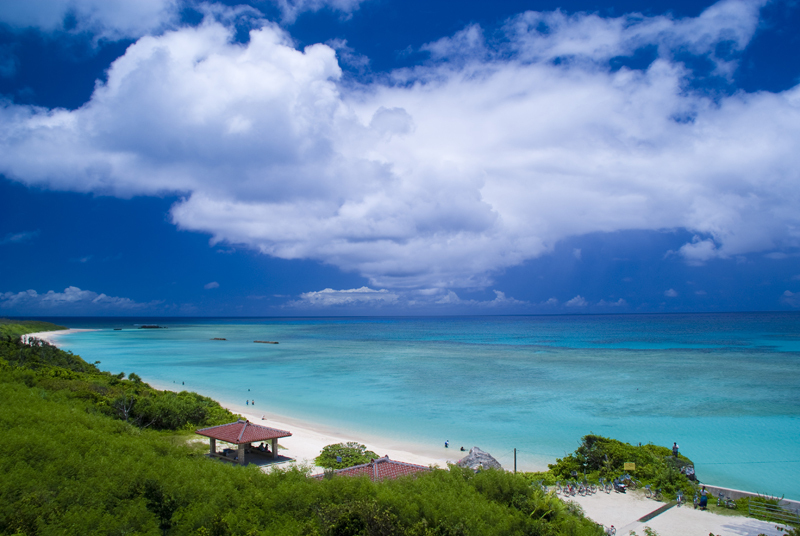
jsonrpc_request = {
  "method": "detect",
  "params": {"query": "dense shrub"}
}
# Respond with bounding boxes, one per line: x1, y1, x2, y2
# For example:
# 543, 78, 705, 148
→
316, 442, 380, 469
1, 325, 236, 431
543, 434, 697, 499
0, 380, 606, 535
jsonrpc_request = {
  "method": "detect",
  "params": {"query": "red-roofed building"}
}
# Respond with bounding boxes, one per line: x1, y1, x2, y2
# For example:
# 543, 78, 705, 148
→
314, 456, 432, 481
196, 419, 291, 465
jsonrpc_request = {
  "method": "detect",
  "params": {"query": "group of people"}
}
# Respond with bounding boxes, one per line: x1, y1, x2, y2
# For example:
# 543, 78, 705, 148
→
443, 440, 466, 452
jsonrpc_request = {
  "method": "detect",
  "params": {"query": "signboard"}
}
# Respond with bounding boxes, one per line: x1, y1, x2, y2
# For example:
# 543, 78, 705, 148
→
624, 462, 636, 471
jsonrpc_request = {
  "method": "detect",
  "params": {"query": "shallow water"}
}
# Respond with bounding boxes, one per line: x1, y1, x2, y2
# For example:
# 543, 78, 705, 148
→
48, 313, 800, 499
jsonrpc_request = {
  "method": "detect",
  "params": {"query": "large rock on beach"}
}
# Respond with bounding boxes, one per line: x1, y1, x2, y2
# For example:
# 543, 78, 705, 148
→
457, 447, 503, 471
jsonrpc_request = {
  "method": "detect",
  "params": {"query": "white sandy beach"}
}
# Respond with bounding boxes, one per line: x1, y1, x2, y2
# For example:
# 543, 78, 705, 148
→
28, 329, 791, 536
169, 389, 458, 473
22, 328, 98, 345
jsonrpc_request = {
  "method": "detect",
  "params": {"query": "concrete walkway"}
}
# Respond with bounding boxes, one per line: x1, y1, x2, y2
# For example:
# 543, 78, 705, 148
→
565, 490, 787, 536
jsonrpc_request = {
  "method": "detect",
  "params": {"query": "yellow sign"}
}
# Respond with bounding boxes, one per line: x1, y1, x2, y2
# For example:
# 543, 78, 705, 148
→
624, 462, 636, 471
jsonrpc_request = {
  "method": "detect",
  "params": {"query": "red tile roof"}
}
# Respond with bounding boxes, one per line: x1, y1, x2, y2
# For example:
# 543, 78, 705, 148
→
196, 420, 291, 444
314, 456, 432, 481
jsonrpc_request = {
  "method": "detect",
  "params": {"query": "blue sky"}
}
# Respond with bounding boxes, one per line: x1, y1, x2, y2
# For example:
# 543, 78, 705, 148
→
1, 0, 799, 316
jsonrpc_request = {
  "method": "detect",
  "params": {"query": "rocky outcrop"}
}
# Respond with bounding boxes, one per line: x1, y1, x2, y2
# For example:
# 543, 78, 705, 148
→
456, 447, 503, 471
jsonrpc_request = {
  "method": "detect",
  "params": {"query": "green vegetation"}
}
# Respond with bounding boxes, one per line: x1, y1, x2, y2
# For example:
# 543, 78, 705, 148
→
316, 442, 380, 469
0, 377, 607, 535
1, 327, 236, 431
524, 434, 698, 500
0, 322, 608, 535
0, 318, 66, 339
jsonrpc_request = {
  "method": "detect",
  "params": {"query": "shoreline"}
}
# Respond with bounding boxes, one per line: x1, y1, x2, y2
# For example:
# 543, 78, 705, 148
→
22, 329, 99, 345
28, 328, 458, 472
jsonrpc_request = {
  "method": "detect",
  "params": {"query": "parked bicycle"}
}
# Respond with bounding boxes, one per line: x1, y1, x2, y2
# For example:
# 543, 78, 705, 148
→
717, 492, 736, 509
644, 485, 662, 500
621, 473, 640, 490
533, 480, 548, 494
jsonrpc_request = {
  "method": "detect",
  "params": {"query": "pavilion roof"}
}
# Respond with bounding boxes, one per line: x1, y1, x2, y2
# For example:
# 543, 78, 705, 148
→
196, 419, 292, 444
314, 456, 432, 481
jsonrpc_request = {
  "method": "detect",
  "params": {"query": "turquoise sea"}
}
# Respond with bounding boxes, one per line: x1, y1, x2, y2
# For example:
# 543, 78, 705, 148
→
42, 313, 800, 499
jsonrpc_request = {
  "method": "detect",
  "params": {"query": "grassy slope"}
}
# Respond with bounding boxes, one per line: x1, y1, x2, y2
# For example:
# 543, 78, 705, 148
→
0, 319, 67, 339
0, 379, 604, 535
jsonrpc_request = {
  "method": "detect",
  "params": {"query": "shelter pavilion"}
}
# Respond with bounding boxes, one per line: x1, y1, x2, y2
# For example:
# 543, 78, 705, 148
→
196, 419, 292, 465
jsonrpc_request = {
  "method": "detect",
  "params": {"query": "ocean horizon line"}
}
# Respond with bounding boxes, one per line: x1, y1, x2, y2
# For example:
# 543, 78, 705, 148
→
7, 310, 800, 321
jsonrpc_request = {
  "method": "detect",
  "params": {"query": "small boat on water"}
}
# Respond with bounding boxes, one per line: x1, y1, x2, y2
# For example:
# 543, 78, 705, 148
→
254, 340, 278, 344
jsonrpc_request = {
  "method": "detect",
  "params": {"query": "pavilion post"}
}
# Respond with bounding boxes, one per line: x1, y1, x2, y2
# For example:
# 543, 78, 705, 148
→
210, 438, 216, 455
238, 443, 246, 465
271, 438, 277, 459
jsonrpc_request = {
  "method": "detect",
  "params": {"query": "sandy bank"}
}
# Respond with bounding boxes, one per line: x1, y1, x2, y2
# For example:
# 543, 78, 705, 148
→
22, 329, 98, 345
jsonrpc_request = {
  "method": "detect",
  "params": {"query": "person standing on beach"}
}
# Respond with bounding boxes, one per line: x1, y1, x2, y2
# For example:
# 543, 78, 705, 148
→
672, 442, 679, 457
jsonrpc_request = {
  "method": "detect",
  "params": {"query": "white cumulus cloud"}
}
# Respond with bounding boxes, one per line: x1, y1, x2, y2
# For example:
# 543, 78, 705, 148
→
565, 295, 588, 307
204, 281, 220, 289
292, 286, 399, 307
291, 286, 527, 309
0, 0, 180, 40
271, 0, 367, 23
0, 0, 798, 292
781, 290, 800, 308
0, 286, 159, 313
664, 288, 678, 297
597, 298, 627, 306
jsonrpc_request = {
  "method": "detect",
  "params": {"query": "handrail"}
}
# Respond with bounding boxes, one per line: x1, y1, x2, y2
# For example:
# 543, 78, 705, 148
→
747, 498, 800, 524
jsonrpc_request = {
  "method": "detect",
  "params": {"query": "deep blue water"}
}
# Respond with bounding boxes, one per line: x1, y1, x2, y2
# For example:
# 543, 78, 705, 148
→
40, 313, 800, 499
